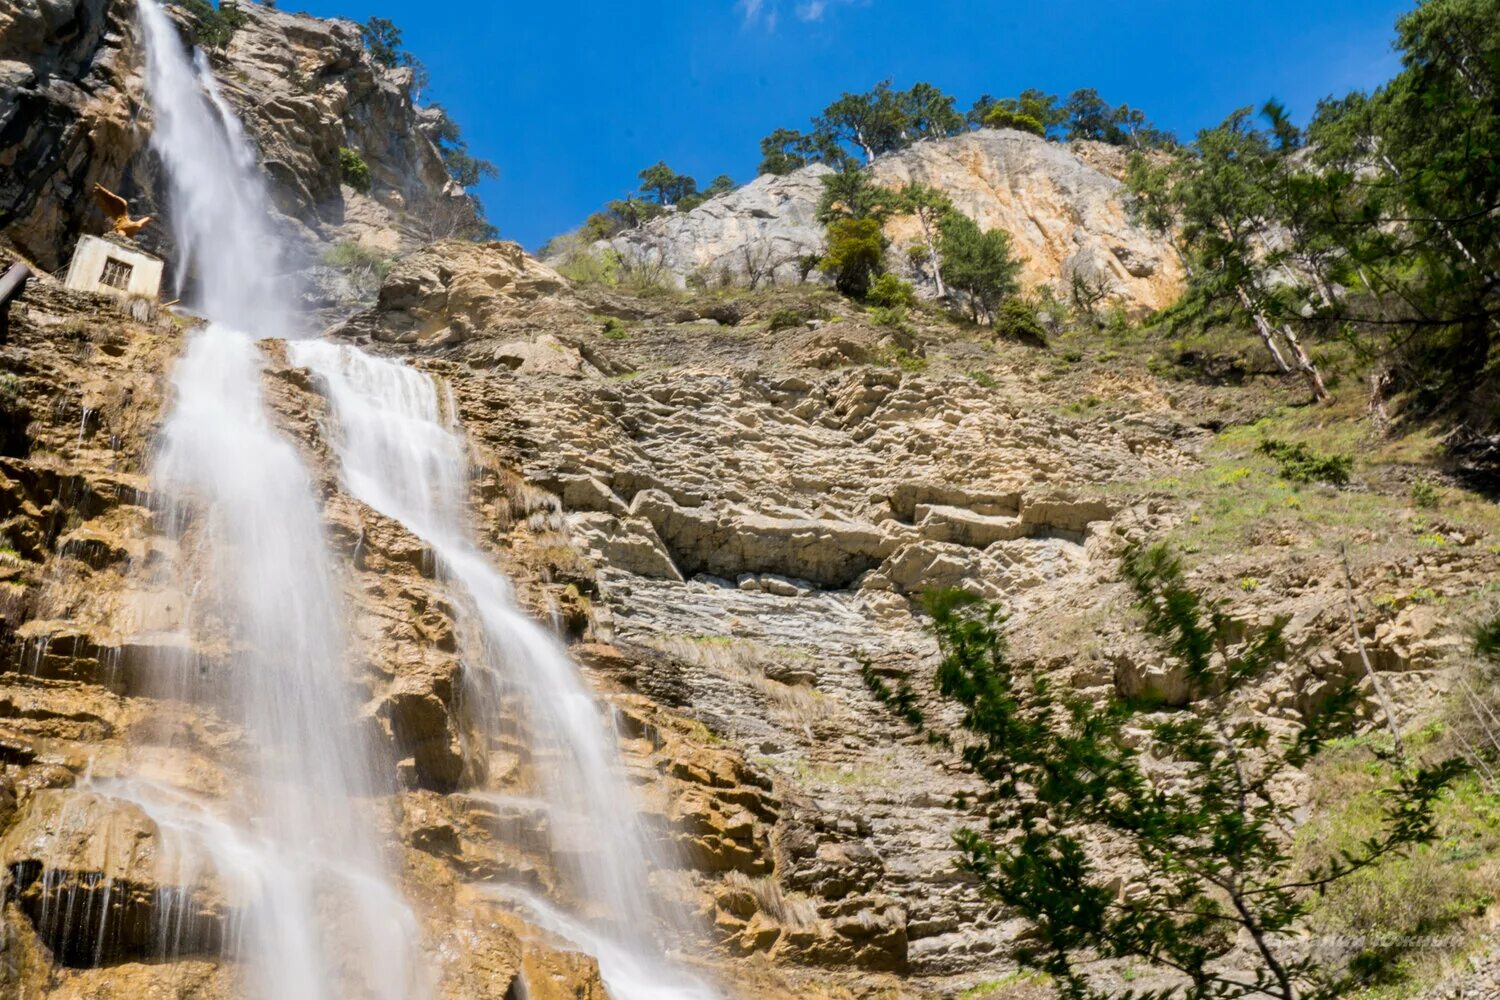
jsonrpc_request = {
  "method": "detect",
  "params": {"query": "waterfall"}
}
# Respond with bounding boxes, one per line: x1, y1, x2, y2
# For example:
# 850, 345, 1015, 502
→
288, 342, 720, 1000
129, 3, 428, 997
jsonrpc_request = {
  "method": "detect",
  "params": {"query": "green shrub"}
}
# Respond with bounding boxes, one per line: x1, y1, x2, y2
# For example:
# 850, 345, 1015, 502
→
970, 371, 997, 388
600, 316, 629, 340
992, 297, 1047, 346
819, 218, 885, 299
0, 374, 21, 414
982, 106, 1046, 137
555, 244, 622, 286
1103, 304, 1132, 337
937, 211, 1022, 323
320, 241, 394, 293
1411, 477, 1441, 509
338, 147, 372, 193
876, 346, 930, 373
896, 547, 1466, 1000
868, 305, 913, 335
768, 308, 808, 332
867, 273, 916, 309
1474, 615, 1500, 660
1257, 438, 1353, 486
173, 0, 247, 49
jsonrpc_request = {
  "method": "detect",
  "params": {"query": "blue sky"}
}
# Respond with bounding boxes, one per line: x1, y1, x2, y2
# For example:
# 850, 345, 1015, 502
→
286, 0, 1413, 250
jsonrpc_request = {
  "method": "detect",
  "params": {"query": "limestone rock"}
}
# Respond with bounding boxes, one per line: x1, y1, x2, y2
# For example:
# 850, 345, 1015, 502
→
594, 130, 1183, 312
350, 240, 577, 347
872, 130, 1182, 310
601, 166, 834, 289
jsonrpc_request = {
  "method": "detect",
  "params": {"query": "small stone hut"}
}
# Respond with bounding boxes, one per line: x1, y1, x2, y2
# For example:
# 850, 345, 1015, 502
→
63, 235, 164, 301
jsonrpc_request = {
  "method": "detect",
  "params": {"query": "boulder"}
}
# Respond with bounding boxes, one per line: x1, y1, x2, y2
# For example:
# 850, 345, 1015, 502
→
360, 240, 574, 346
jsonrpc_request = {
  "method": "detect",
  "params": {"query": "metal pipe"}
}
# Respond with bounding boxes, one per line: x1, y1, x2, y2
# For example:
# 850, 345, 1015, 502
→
0, 262, 31, 344
0, 262, 30, 310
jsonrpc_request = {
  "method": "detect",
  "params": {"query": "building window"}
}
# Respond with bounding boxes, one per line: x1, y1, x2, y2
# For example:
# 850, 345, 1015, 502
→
99, 257, 133, 290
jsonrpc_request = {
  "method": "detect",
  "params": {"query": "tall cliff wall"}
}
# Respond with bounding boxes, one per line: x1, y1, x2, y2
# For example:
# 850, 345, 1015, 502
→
0, 0, 474, 273
596, 130, 1183, 312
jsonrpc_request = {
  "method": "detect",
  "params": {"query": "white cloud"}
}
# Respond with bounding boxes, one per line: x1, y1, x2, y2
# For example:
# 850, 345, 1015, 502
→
741, 0, 861, 29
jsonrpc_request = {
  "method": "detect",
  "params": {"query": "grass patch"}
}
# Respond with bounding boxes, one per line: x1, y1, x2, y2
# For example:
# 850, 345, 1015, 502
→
791, 758, 890, 789
321, 241, 394, 294
871, 345, 927, 373
1296, 734, 1500, 995
958, 970, 1052, 997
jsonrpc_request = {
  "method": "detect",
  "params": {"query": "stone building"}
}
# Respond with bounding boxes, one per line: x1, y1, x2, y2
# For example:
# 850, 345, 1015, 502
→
62, 235, 164, 301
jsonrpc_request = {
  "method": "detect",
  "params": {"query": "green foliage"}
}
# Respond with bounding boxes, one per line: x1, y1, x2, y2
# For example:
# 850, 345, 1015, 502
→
938, 212, 1022, 324
758, 127, 845, 175
891, 183, 954, 295
560, 164, 729, 250
678, 174, 736, 211
1062, 88, 1173, 148
767, 308, 810, 333
320, 240, 392, 294
1128, 0, 1500, 431
638, 161, 697, 206
867, 273, 915, 309
172, 0, 247, 49
873, 343, 926, 371
982, 107, 1045, 137
860, 660, 924, 729
553, 241, 623, 286
816, 168, 895, 224
359, 16, 402, 68
599, 316, 629, 340
1411, 477, 1441, 509
0, 374, 23, 415
761, 80, 965, 172
971, 89, 1068, 137
819, 218, 885, 299
906, 545, 1467, 1000
338, 147, 372, 193
427, 105, 499, 190
1257, 438, 1353, 486
1474, 615, 1500, 661
992, 297, 1047, 346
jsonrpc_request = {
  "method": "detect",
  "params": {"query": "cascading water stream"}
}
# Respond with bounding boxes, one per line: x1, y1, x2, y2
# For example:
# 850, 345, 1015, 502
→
114, 3, 429, 997
288, 342, 720, 1000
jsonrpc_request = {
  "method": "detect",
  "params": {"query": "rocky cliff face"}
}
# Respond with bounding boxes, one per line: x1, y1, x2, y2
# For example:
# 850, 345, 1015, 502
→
0, 0, 473, 273
598, 130, 1182, 312
2, 217, 1496, 996
2, 9, 1497, 999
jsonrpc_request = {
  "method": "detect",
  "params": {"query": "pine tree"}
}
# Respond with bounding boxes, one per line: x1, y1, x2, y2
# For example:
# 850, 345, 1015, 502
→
893, 546, 1467, 1000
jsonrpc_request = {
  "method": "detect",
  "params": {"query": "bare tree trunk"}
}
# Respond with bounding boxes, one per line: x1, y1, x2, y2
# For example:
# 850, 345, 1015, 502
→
1366, 369, 1392, 434
1237, 285, 1291, 372
1340, 545, 1406, 762
1278, 323, 1331, 402
918, 212, 946, 298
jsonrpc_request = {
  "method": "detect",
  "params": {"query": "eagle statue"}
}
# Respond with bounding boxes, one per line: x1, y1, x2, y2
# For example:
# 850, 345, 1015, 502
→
92, 184, 154, 239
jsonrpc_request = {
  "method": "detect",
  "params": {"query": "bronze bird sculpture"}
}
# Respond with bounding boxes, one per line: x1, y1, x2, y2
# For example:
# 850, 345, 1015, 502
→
92, 184, 154, 239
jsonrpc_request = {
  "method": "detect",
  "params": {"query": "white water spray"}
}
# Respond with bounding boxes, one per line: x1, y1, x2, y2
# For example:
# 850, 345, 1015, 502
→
289, 341, 719, 1000
129, 3, 428, 997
